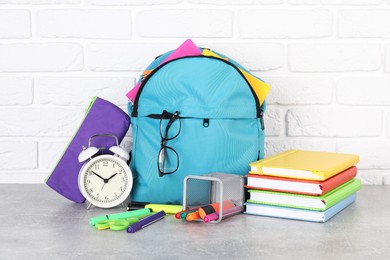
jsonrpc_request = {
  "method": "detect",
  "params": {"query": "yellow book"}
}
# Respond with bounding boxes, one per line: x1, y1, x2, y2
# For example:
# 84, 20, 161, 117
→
202, 49, 271, 106
249, 150, 360, 181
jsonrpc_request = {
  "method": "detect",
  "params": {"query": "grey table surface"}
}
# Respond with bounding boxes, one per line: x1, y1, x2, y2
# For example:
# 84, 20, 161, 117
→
1, 184, 389, 260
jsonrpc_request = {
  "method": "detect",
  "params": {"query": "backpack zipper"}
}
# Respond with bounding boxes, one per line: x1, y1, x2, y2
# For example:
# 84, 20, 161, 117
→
148, 114, 261, 130
148, 114, 209, 127
131, 55, 263, 119
148, 113, 178, 119
259, 108, 264, 130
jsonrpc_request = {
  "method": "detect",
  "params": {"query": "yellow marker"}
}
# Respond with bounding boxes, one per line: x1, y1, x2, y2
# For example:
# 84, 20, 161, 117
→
145, 204, 183, 214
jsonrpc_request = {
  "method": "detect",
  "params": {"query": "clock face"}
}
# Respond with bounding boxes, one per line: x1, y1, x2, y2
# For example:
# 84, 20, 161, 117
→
78, 155, 133, 208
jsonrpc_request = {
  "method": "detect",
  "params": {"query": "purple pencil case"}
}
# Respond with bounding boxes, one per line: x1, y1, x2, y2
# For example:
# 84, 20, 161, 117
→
45, 97, 130, 203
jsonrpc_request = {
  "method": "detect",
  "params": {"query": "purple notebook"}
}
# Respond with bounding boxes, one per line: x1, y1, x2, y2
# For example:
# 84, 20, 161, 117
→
45, 97, 130, 203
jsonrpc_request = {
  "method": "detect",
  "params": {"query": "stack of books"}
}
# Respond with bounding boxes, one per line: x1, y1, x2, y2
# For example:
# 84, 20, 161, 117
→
244, 150, 361, 223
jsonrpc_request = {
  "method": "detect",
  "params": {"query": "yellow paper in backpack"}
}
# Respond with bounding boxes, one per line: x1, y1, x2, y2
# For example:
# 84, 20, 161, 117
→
202, 49, 271, 105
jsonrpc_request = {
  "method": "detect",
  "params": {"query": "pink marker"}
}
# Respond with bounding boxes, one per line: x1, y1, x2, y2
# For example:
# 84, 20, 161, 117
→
203, 206, 243, 223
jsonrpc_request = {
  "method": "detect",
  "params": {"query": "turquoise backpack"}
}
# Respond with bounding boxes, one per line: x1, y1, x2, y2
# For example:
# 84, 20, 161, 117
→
128, 49, 266, 204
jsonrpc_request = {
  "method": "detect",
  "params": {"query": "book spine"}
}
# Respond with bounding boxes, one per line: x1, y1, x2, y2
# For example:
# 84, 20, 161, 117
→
324, 179, 361, 209
320, 166, 357, 195
323, 193, 356, 222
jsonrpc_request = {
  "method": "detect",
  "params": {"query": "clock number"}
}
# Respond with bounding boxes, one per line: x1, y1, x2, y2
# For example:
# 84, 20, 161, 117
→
121, 177, 125, 183
112, 163, 115, 168
103, 161, 108, 167
86, 179, 91, 184
89, 187, 94, 193
94, 164, 99, 170
114, 192, 118, 199
88, 172, 93, 176
96, 193, 100, 199
105, 195, 109, 201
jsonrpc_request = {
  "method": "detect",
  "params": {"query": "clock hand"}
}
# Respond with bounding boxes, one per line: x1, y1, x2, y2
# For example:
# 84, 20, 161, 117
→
101, 173, 118, 191
107, 173, 118, 181
91, 171, 105, 182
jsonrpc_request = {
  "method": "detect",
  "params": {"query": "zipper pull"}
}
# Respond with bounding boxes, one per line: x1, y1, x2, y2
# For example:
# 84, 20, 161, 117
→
259, 109, 264, 131
140, 70, 152, 80
203, 118, 210, 127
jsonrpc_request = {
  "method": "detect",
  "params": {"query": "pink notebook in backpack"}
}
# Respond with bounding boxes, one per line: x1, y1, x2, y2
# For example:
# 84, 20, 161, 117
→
126, 39, 202, 102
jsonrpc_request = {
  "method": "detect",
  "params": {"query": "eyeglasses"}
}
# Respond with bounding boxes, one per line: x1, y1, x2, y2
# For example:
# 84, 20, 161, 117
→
158, 110, 181, 177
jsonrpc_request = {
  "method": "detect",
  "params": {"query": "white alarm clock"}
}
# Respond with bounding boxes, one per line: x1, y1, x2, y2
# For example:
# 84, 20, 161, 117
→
78, 134, 133, 209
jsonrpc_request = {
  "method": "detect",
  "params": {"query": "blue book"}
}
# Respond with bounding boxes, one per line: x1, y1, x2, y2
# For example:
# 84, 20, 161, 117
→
244, 193, 357, 223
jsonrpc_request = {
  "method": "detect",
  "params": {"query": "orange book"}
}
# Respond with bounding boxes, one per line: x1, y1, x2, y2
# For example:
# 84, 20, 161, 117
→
245, 166, 357, 196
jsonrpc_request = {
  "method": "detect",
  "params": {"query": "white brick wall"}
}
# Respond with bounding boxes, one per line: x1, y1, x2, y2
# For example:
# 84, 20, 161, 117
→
0, 1, 389, 184
0, 77, 33, 105
289, 43, 382, 72
238, 9, 333, 38
0, 10, 31, 38
38, 77, 133, 106
136, 9, 233, 38
338, 9, 390, 38
37, 9, 132, 39
0, 43, 83, 72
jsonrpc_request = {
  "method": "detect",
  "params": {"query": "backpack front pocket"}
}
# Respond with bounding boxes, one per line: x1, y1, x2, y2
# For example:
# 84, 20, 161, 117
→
130, 111, 261, 204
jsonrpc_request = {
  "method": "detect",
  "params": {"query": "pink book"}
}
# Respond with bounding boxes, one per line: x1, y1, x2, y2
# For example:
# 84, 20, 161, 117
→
126, 39, 202, 102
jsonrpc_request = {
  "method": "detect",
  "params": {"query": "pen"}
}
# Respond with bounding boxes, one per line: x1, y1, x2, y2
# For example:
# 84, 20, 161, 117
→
90, 208, 152, 226
175, 209, 188, 219
185, 211, 201, 221
203, 206, 243, 223
198, 200, 236, 219
175, 207, 200, 219
180, 209, 197, 220
127, 210, 166, 233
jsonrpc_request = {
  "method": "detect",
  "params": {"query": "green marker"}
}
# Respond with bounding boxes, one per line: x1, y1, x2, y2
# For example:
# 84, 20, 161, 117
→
89, 208, 152, 226
180, 209, 197, 220
95, 217, 147, 231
